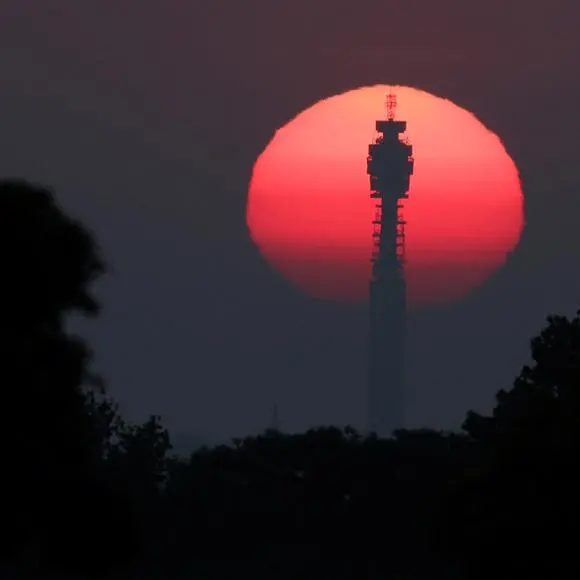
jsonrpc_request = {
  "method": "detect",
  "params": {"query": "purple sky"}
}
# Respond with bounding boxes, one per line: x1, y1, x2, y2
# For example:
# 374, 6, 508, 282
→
1, 0, 579, 445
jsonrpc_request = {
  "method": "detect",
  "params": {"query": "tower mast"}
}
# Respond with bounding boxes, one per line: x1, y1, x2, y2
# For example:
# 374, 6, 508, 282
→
270, 404, 280, 432
366, 90, 414, 436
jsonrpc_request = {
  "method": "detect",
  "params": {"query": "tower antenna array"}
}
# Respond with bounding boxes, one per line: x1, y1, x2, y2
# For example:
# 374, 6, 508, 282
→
386, 89, 397, 121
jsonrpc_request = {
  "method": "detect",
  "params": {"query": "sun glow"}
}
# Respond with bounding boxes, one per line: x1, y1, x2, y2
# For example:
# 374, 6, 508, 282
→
247, 85, 524, 307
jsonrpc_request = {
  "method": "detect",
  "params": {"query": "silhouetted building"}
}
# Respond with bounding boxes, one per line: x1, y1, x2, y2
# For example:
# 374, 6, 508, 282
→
366, 92, 414, 436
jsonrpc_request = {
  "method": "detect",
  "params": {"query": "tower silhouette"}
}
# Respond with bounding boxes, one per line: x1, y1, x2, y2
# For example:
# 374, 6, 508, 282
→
366, 91, 414, 437
270, 404, 280, 432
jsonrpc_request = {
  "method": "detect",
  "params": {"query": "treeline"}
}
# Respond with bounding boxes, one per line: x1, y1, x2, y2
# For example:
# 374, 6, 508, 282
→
1, 179, 578, 580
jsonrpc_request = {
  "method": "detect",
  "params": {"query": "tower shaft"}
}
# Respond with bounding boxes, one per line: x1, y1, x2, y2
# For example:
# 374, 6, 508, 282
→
366, 93, 414, 437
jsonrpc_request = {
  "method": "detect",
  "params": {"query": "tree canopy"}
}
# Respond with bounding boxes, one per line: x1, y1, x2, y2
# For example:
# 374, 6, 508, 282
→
0, 179, 130, 577
1, 177, 579, 579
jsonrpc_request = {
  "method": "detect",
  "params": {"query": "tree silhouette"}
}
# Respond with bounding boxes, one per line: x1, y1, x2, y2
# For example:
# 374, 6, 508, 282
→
0, 179, 134, 577
440, 313, 580, 580
0, 179, 104, 331
3, 179, 579, 579
141, 426, 461, 580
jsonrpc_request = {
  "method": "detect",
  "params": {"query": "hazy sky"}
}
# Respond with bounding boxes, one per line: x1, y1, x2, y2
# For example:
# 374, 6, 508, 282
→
1, 1, 579, 444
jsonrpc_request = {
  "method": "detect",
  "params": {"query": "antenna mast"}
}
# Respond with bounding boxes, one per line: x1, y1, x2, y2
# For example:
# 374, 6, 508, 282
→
386, 89, 397, 121
270, 404, 280, 432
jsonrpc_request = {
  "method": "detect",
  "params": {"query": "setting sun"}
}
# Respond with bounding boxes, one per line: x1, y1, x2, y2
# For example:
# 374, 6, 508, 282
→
247, 85, 524, 307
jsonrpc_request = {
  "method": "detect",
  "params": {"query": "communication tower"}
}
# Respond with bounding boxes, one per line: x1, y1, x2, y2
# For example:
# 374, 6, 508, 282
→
366, 90, 414, 436
270, 404, 280, 432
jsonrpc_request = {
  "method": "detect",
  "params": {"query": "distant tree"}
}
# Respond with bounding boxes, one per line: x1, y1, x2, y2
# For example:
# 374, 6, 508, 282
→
146, 426, 465, 580
105, 414, 172, 508
0, 179, 104, 331
442, 313, 580, 580
84, 386, 126, 462
0, 179, 134, 577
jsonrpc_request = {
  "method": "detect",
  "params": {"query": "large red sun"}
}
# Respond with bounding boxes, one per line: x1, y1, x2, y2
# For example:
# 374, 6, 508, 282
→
247, 85, 524, 307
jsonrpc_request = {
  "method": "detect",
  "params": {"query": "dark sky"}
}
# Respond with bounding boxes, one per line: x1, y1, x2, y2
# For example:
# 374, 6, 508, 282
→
1, 0, 579, 445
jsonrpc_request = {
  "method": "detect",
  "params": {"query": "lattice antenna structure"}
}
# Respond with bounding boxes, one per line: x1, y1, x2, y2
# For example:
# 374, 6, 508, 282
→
386, 90, 397, 121
270, 404, 280, 432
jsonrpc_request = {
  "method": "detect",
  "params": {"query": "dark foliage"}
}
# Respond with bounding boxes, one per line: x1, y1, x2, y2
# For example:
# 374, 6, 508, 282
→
0, 179, 134, 578
443, 313, 580, 580
2, 178, 580, 579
